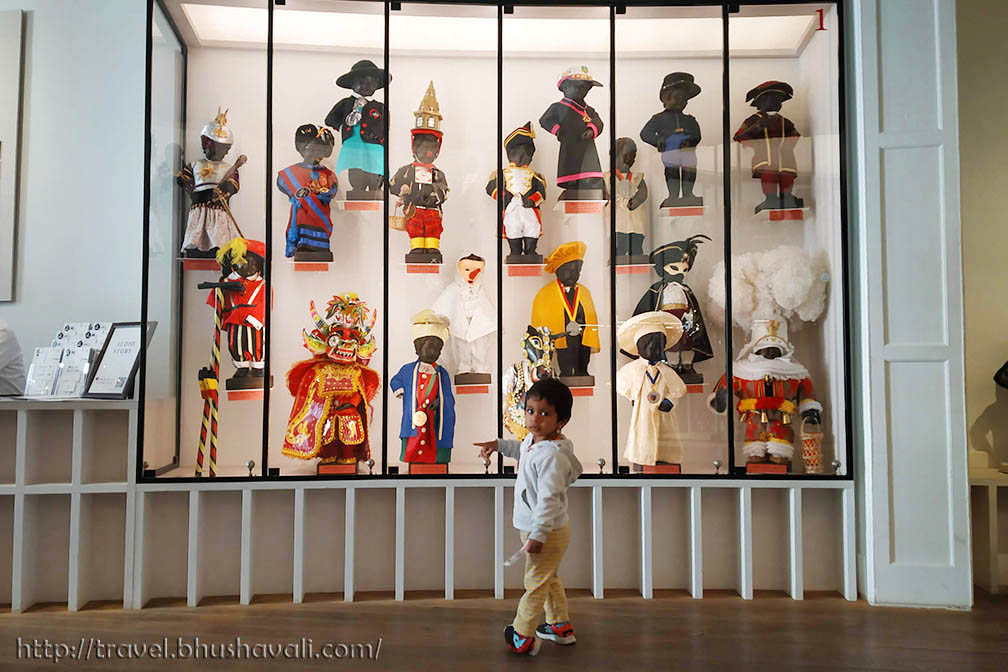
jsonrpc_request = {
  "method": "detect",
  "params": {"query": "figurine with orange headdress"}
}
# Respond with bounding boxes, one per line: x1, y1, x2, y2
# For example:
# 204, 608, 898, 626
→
283, 293, 380, 472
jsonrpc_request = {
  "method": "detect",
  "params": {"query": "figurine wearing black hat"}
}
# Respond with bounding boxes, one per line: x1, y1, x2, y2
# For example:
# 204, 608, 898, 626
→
539, 66, 605, 201
640, 73, 703, 208
632, 235, 713, 384
277, 124, 338, 261
487, 122, 548, 264
733, 80, 803, 213
325, 59, 390, 201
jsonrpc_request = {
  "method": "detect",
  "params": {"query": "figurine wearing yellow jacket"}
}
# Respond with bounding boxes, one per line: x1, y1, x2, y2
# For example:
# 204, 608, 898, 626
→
531, 241, 599, 380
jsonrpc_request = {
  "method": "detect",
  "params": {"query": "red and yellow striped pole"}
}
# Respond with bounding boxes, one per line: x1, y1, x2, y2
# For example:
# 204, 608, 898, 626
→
196, 288, 224, 477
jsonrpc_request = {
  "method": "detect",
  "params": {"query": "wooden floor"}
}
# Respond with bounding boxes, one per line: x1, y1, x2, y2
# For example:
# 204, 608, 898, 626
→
0, 590, 1004, 670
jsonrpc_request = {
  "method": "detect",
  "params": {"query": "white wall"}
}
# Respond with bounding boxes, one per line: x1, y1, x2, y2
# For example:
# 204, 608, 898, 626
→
0, 0, 146, 356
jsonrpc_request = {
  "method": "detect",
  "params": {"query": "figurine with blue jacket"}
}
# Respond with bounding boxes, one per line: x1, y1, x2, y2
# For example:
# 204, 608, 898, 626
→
277, 124, 338, 262
390, 310, 456, 470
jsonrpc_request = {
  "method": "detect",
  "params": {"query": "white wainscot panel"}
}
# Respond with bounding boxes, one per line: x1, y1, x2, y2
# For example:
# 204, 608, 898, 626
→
880, 146, 947, 346
885, 360, 952, 566
878, 0, 940, 134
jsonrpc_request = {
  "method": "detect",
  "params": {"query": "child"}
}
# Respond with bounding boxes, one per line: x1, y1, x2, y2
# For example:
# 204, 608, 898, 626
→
475, 378, 583, 656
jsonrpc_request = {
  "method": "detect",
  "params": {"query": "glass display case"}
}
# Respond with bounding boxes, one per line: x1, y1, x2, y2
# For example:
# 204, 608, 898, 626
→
140, 0, 850, 481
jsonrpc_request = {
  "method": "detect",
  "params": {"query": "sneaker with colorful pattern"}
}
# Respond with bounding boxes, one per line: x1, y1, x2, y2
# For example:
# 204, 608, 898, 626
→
504, 625, 542, 656
535, 621, 576, 645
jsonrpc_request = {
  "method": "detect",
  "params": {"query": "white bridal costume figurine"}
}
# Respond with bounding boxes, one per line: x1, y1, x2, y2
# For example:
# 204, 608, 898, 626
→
431, 253, 496, 386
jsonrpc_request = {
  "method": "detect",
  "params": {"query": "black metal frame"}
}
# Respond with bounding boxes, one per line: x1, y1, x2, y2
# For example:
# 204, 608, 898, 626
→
139, 0, 854, 484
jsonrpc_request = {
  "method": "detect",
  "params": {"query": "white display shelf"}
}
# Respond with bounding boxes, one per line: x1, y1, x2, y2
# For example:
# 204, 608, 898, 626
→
0, 400, 138, 612
0, 399, 855, 611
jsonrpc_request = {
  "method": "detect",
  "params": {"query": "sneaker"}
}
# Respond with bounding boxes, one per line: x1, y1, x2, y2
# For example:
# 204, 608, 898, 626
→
504, 625, 541, 656
535, 621, 577, 645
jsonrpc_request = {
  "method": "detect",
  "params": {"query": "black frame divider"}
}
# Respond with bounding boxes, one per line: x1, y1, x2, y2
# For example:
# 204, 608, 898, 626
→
262, 0, 275, 478
608, 3, 618, 475
138, 0, 853, 484
721, 0, 736, 474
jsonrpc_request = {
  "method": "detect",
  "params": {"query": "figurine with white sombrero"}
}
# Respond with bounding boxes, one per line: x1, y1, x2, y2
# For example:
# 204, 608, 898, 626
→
617, 312, 689, 473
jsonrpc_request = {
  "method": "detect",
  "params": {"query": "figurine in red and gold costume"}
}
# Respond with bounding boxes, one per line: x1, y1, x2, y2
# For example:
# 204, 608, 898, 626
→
283, 293, 380, 470
209, 238, 267, 390
709, 318, 822, 469
390, 82, 449, 264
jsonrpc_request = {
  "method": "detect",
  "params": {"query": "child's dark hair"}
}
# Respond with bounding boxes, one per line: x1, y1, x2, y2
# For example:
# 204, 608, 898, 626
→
525, 378, 573, 423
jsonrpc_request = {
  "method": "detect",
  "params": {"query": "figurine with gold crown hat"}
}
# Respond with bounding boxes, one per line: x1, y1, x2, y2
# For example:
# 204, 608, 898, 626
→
390, 82, 450, 264
283, 293, 380, 470
179, 108, 248, 257
487, 122, 548, 264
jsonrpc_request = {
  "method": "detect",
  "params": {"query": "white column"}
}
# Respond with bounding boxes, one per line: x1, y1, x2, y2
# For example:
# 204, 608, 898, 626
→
738, 487, 753, 600
444, 486, 454, 600
639, 486, 652, 599
186, 490, 201, 607
240, 489, 253, 605
293, 488, 305, 604
592, 485, 603, 599
853, 0, 972, 607
344, 488, 355, 602
395, 486, 405, 601
689, 486, 702, 599
787, 488, 803, 600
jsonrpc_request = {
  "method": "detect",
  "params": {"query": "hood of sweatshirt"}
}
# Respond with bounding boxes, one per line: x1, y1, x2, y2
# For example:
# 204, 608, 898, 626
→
547, 437, 583, 485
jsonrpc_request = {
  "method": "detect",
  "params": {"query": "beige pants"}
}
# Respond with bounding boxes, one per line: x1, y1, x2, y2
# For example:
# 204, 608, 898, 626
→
512, 526, 571, 637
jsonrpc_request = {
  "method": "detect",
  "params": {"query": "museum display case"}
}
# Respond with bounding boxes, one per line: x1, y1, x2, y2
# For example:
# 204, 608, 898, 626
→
140, 0, 850, 481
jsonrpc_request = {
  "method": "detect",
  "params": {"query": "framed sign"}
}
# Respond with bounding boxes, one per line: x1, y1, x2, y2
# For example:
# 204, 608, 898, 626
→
84, 322, 156, 399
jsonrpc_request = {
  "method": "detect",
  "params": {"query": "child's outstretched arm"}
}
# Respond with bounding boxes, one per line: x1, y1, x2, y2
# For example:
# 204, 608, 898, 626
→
474, 438, 521, 460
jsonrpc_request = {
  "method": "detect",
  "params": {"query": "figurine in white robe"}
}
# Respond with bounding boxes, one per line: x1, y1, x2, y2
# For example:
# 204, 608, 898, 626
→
616, 311, 688, 467
431, 254, 496, 384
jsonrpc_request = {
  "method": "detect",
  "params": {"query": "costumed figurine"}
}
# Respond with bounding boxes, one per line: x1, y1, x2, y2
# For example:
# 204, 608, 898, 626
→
390, 82, 449, 263
531, 241, 599, 384
486, 122, 547, 264
390, 310, 456, 467
616, 312, 688, 470
733, 80, 803, 213
539, 66, 605, 200
178, 108, 247, 256
282, 294, 380, 471
430, 254, 496, 385
604, 137, 649, 263
639, 72, 703, 207
502, 325, 559, 441
633, 235, 713, 384
209, 238, 267, 389
277, 124, 338, 262
709, 319, 822, 468
707, 245, 831, 472
325, 59, 389, 200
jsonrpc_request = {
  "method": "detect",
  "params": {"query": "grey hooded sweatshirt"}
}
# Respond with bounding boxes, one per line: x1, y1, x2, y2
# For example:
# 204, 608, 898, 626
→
499, 434, 584, 542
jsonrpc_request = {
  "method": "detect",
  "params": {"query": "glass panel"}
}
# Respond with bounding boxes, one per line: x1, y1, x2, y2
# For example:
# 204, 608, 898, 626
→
155, 0, 268, 477
727, 2, 844, 476
269, 0, 386, 477
386, 2, 499, 476
143, 2, 186, 476
502, 4, 613, 475
614, 3, 728, 477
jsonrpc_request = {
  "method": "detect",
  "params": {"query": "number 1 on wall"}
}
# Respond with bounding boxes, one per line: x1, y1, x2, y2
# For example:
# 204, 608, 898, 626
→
815, 8, 826, 31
